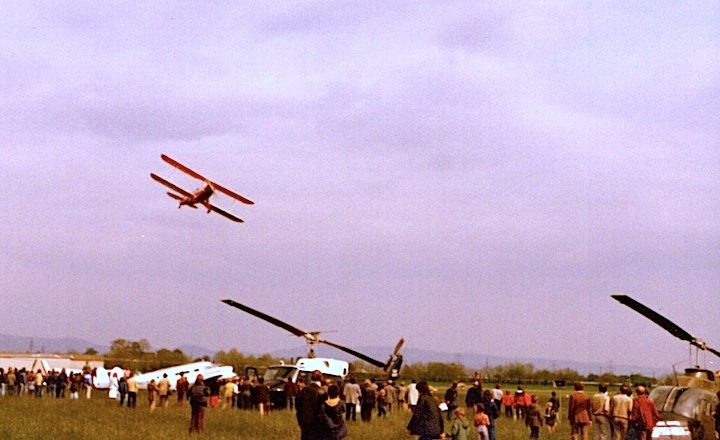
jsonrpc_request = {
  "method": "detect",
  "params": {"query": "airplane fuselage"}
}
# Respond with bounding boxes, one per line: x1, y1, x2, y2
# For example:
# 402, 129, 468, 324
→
179, 184, 214, 211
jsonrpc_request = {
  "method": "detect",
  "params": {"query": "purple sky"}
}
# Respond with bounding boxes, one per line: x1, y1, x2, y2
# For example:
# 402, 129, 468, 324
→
2, 2, 719, 373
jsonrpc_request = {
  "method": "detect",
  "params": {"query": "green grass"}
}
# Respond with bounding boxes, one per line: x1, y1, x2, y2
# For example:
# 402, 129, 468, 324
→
0, 386, 582, 439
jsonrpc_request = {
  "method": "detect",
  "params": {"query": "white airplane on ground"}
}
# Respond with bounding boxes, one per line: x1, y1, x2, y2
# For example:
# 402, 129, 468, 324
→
93, 361, 235, 390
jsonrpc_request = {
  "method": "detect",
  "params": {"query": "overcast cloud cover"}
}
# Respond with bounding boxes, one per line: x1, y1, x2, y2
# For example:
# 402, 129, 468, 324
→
2, 1, 719, 373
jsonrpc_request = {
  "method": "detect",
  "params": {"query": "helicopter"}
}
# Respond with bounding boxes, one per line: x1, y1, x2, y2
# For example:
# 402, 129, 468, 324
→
221, 299, 405, 409
221, 299, 404, 377
611, 294, 719, 440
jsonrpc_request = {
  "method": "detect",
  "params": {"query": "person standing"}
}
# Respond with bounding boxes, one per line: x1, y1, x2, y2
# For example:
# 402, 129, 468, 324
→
568, 382, 592, 440
321, 384, 347, 440
126, 373, 138, 408
56, 369, 68, 398
284, 377, 299, 410
545, 402, 557, 433
46, 370, 57, 399
188, 375, 210, 434
492, 384, 503, 414
157, 373, 171, 408
221, 379, 235, 410
502, 390, 514, 418
296, 370, 328, 440
377, 388, 387, 418
343, 377, 362, 421
82, 362, 93, 399
591, 384, 611, 440
525, 395, 544, 440
384, 380, 398, 413
466, 381, 482, 416
474, 403, 490, 440
445, 381, 459, 420
176, 372, 189, 406
118, 376, 128, 406
481, 389, 500, 440
6, 368, 16, 396
34, 370, 43, 398
360, 379, 376, 422
407, 380, 419, 412
450, 407, 470, 440
148, 379, 158, 411
398, 381, 408, 412
255, 377, 270, 416
549, 391, 561, 425
407, 381, 445, 440
630, 386, 659, 440
610, 385, 633, 440
514, 387, 527, 420
108, 372, 119, 400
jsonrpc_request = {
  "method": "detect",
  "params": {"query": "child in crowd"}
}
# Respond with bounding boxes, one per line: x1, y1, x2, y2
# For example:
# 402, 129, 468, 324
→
474, 403, 490, 440
525, 394, 543, 440
450, 407, 470, 440
545, 401, 557, 433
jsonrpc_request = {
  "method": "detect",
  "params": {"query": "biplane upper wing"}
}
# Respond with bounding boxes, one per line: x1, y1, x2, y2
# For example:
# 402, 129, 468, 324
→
150, 173, 192, 197
160, 154, 254, 205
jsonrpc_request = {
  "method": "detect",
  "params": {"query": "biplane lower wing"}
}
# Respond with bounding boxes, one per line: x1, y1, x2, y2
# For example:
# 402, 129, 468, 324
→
160, 154, 254, 205
207, 204, 243, 223
150, 173, 192, 197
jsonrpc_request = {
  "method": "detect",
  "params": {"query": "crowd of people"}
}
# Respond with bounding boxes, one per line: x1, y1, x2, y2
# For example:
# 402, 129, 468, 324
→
6, 363, 720, 440
567, 382, 662, 440
0, 364, 94, 399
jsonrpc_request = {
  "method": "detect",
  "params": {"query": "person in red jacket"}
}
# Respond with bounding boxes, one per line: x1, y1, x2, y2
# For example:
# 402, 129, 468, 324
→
631, 386, 659, 440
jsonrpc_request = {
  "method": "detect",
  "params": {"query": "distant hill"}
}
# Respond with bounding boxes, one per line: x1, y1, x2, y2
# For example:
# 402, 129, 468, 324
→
0, 333, 662, 376
0, 333, 108, 355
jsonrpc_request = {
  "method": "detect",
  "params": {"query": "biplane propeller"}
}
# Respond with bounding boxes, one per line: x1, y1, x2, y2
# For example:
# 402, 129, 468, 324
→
150, 154, 253, 223
221, 299, 405, 378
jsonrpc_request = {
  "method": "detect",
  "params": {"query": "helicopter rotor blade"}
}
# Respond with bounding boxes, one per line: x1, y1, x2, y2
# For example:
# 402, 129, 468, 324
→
383, 338, 406, 372
611, 294, 694, 342
318, 339, 386, 369
392, 338, 405, 356
707, 347, 720, 359
221, 299, 311, 340
611, 294, 720, 359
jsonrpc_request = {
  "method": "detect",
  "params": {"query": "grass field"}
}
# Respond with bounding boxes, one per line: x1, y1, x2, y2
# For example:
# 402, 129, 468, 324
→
0, 386, 580, 439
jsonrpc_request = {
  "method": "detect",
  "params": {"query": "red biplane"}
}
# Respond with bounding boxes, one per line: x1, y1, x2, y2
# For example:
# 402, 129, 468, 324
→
150, 154, 253, 223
